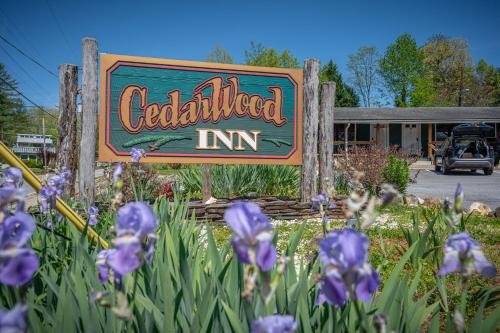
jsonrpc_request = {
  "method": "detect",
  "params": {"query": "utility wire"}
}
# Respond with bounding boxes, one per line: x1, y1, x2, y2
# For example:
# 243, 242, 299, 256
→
0, 34, 58, 78
43, 0, 78, 59
0, 77, 58, 120
0, 44, 52, 96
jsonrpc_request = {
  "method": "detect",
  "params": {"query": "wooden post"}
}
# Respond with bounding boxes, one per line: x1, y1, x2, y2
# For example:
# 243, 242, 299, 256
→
300, 59, 320, 202
427, 123, 433, 161
79, 38, 98, 207
57, 64, 78, 197
375, 124, 381, 146
201, 164, 212, 203
318, 82, 336, 194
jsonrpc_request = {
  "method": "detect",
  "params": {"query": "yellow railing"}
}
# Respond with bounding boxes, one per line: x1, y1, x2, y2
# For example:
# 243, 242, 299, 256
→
0, 141, 108, 249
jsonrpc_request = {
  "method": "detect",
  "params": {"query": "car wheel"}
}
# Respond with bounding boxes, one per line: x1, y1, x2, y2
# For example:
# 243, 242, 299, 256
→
484, 168, 493, 175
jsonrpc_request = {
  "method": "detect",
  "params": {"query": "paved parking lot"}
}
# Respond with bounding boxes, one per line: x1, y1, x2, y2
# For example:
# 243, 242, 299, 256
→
408, 168, 500, 210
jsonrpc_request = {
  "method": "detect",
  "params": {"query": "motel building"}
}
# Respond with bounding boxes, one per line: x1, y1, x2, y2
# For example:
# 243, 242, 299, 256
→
11, 134, 55, 160
333, 107, 500, 161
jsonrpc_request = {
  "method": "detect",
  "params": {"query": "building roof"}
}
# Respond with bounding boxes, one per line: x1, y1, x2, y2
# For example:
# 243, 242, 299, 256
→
334, 107, 500, 124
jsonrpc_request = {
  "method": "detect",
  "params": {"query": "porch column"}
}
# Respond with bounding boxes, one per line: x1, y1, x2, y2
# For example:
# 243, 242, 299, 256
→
375, 124, 381, 146
427, 123, 433, 161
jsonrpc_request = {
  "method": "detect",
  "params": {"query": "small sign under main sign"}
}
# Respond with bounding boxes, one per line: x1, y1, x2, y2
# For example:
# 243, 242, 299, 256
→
99, 54, 303, 165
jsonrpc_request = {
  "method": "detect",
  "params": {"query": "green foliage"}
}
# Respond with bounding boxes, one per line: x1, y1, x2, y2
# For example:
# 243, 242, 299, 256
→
410, 76, 437, 106
178, 164, 299, 198
22, 159, 44, 169
320, 60, 359, 107
245, 42, 299, 68
475, 58, 500, 106
0, 63, 30, 145
379, 33, 425, 106
1, 197, 499, 332
382, 155, 410, 194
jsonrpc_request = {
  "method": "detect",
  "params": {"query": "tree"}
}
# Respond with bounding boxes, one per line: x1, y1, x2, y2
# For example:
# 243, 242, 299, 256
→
244, 42, 299, 68
379, 34, 424, 106
421, 35, 474, 106
320, 60, 359, 107
472, 59, 500, 106
207, 46, 233, 64
410, 77, 436, 106
347, 46, 380, 107
0, 64, 30, 145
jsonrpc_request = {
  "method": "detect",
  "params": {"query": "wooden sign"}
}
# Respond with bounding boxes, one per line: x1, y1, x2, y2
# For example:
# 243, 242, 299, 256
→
99, 54, 303, 164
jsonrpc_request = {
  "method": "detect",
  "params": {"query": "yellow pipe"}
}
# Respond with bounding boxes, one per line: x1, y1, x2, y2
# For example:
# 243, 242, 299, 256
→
0, 141, 108, 249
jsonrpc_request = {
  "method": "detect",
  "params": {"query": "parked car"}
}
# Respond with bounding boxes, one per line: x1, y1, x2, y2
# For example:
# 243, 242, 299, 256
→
434, 123, 496, 175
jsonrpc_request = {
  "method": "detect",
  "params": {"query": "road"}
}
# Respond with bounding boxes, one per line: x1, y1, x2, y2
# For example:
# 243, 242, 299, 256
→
408, 168, 500, 210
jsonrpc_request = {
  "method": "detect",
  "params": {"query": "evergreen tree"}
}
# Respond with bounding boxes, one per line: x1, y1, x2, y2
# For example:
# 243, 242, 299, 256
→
320, 60, 359, 107
0, 64, 29, 145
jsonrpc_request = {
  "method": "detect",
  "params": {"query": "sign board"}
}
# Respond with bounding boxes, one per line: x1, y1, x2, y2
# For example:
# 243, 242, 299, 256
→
99, 54, 302, 164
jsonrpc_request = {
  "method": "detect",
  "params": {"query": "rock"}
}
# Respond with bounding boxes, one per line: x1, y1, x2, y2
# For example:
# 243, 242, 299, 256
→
404, 195, 421, 206
204, 197, 217, 205
423, 197, 441, 208
496, 207, 500, 218
468, 202, 493, 216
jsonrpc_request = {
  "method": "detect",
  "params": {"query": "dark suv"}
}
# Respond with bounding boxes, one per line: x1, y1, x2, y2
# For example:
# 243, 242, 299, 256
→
434, 124, 496, 175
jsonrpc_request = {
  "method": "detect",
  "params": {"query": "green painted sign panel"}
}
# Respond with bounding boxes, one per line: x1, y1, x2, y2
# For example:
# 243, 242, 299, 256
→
99, 54, 303, 164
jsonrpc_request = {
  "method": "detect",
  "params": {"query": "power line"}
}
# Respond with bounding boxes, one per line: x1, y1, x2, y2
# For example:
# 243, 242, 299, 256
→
0, 44, 52, 97
0, 34, 58, 78
43, 0, 78, 59
0, 77, 58, 120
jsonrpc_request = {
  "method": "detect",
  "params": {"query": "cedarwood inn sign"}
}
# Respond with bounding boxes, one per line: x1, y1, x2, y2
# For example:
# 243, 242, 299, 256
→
99, 54, 303, 164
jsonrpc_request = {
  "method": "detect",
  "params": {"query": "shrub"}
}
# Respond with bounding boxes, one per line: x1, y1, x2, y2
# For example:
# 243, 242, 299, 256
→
335, 145, 417, 194
22, 159, 43, 169
383, 155, 410, 194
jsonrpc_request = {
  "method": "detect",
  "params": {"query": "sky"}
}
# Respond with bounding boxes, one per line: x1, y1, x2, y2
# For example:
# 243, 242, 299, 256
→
1, 0, 499, 108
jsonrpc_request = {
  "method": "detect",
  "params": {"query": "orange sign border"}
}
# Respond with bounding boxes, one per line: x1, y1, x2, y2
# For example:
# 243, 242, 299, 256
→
99, 53, 303, 165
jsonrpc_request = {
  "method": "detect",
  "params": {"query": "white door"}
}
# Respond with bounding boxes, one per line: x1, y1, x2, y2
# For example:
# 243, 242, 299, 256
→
370, 124, 389, 148
402, 123, 420, 155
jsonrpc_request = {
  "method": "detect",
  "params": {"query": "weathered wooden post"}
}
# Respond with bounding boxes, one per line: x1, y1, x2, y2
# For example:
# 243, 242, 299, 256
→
201, 164, 212, 203
300, 59, 320, 202
57, 64, 78, 197
318, 82, 336, 194
79, 38, 98, 207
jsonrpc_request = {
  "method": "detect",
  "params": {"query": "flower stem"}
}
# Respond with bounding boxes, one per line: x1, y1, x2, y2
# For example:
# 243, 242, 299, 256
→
458, 277, 469, 316
352, 299, 367, 333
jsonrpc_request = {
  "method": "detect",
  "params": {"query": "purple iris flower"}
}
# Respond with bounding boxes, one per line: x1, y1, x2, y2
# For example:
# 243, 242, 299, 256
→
311, 193, 336, 211
0, 212, 39, 286
224, 201, 277, 272
438, 232, 496, 277
0, 187, 22, 212
116, 202, 158, 239
113, 163, 123, 182
317, 228, 380, 306
96, 249, 114, 283
0, 304, 27, 333
88, 206, 99, 226
107, 237, 143, 276
130, 148, 145, 163
96, 202, 158, 283
60, 167, 71, 184
251, 315, 297, 333
2, 167, 23, 189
